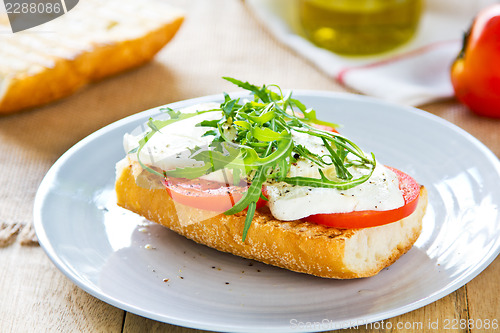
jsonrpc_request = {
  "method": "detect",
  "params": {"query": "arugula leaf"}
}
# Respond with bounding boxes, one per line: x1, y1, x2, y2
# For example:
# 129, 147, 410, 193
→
224, 165, 267, 216
242, 202, 256, 242
134, 77, 377, 241
252, 127, 286, 142
234, 120, 251, 130
222, 77, 271, 103
239, 109, 275, 125
283, 159, 375, 190
189, 143, 243, 172
197, 119, 220, 128
321, 137, 352, 180
221, 95, 238, 117
163, 165, 212, 179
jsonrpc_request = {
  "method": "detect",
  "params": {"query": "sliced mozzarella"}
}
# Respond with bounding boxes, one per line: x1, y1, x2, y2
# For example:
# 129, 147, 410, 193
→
124, 103, 222, 173
266, 163, 404, 221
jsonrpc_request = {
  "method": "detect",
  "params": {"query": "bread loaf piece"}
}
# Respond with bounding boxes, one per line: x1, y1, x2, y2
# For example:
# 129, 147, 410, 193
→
0, 0, 184, 114
115, 159, 428, 279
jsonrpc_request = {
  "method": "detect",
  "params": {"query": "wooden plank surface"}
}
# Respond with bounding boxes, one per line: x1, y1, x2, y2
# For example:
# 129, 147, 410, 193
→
0, 243, 124, 333
467, 258, 500, 333
1, 0, 499, 332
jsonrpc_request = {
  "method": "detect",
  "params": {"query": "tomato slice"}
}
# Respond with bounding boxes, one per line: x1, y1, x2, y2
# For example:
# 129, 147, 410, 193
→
163, 166, 420, 228
303, 166, 420, 229
312, 123, 339, 133
162, 177, 267, 212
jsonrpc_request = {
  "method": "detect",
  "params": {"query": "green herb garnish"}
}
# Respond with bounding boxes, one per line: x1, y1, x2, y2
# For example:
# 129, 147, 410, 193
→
132, 78, 376, 241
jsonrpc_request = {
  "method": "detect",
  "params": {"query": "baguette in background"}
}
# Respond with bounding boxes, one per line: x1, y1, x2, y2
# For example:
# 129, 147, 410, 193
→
0, 0, 184, 114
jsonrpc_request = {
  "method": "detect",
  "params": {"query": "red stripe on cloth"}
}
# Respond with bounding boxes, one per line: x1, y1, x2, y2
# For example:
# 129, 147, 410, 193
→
336, 39, 461, 85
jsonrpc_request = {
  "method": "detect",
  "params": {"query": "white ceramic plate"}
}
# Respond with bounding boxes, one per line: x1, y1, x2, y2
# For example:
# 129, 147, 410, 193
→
34, 92, 500, 333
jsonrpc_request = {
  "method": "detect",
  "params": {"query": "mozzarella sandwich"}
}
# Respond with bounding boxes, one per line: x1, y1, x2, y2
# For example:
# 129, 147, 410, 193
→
115, 79, 427, 279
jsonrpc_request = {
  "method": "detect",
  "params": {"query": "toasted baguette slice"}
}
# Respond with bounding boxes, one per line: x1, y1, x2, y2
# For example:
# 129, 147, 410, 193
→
0, 0, 184, 114
115, 159, 428, 279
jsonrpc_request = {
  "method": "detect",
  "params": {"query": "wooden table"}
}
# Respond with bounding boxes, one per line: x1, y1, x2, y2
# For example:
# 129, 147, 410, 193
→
1, 1, 498, 332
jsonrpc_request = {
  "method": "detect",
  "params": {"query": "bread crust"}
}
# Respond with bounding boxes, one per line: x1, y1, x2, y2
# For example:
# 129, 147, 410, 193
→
0, 5, 183, 114
115, 160, 428, 279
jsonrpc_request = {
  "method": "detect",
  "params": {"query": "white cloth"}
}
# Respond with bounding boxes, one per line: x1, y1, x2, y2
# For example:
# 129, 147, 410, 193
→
246, 0, 497, 106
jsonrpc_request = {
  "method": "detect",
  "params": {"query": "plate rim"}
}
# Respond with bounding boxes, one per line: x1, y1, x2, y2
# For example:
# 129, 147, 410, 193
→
34, 91, 500, 332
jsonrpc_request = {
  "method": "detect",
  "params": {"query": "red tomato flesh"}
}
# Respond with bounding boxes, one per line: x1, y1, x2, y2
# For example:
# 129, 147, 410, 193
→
313, 123, 339, 133
162, 166, 420, 229
162, 177, 266, 212
451, 4, 500, 117
303, 166, 420, 229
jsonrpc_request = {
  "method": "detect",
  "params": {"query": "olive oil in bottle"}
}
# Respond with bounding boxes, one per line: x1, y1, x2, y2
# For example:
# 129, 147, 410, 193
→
299, 0, 422, 56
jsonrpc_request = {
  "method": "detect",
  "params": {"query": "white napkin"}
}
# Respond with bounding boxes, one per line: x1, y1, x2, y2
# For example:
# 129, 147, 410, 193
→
246, 0, 497, 106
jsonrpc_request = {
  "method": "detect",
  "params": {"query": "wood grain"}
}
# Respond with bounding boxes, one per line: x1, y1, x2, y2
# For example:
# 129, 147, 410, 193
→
341, 286, 469, 333
1, 241, 497, 332
468, 258, 500, 333
123, 313, 212, 333
0, 0, 498, 332
0, 244, 124, 333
